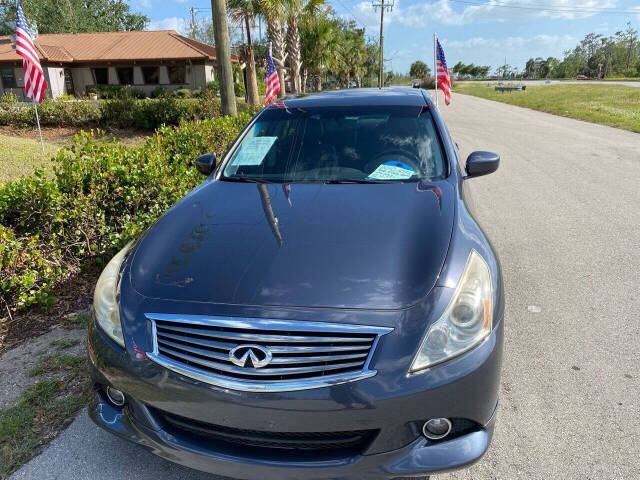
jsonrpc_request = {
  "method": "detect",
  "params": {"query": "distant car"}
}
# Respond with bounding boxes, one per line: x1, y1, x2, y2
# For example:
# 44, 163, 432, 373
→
88, 88, 503, 480
545, 80, 551, 84
349, 80, 357, 88
576, 74, 589, 80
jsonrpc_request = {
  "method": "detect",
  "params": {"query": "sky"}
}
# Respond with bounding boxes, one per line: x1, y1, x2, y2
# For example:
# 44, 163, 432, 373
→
134, 0, 640, 74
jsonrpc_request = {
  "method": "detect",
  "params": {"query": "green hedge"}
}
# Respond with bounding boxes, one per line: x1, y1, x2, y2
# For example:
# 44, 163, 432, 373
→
0, 94, 227, 129
0, 113, 251, 310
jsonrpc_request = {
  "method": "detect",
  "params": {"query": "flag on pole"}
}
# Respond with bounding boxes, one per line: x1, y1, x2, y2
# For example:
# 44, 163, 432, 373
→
435, 39, 451, 106
265, 44, 280, 105
15, 0, 47, 103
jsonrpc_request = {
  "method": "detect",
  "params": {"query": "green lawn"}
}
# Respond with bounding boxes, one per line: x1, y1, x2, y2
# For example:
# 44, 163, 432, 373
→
0, 135, 58, 183
453, 83, 640, 133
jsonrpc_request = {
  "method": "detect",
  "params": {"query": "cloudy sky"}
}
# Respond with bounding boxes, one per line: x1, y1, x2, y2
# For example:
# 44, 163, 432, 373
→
136, 0, 640, 74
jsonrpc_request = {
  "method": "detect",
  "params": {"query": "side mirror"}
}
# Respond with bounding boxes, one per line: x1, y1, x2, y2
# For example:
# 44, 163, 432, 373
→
195, 152, 217, 175
465, 151, 499, 179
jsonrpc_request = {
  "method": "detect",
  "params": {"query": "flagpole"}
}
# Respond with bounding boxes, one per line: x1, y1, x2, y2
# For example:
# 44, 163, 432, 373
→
32, 98, 44, 154
433, 33, 438, 109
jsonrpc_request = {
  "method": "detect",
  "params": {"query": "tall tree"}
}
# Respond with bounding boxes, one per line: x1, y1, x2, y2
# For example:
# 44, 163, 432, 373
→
409, 61, 430, 79
285, 0, 325, 93
211, 0, 237, 116
257, 0, 287, 97
300, 14, 338, 91
229, 0, 260, 106
0, 0, 148, 35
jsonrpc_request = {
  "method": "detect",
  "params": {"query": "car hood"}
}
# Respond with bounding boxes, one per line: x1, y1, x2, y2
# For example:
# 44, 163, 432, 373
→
129, 180, 454, 310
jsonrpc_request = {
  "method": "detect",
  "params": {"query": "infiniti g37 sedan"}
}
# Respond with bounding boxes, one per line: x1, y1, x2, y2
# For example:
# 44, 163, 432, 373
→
88, 88, 503, 480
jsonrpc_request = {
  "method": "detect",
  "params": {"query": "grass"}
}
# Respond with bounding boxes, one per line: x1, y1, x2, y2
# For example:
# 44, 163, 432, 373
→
0, 353, 89, 478
0, 134, 58, 183
50, 339, 80, 351
453, 83, 640, 133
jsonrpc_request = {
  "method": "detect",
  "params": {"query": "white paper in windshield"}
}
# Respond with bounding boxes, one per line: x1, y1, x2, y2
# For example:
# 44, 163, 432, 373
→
367, 161, 415, 180
231, 136, 277, 166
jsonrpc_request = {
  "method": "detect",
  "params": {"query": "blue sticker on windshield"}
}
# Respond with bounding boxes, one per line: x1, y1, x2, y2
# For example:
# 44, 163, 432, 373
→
383, 160, 414, 171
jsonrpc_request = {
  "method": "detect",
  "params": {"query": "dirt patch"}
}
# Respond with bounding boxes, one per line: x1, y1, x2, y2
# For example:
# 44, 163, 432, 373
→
0, 267, 97, 355
0, 125, 153, 147
0, 327, 86, 410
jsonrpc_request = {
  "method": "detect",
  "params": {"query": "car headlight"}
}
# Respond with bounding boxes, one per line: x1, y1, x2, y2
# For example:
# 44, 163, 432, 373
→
93, 241, 134, 347
410, 250, 493, 372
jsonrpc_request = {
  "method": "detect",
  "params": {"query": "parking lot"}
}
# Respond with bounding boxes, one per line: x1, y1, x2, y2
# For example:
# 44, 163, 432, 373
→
12, 93, 640, 479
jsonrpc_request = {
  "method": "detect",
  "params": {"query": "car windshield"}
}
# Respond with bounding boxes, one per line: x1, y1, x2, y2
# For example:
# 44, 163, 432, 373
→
222, 105, 446, 183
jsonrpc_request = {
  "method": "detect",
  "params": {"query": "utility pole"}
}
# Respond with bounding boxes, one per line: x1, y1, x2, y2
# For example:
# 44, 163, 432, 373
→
372, 0, 394, 88
211, 0, 237, 116
189, 7, 197, 39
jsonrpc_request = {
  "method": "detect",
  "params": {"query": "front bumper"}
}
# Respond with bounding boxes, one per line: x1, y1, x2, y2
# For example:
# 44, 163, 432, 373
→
87, 311, 503, 480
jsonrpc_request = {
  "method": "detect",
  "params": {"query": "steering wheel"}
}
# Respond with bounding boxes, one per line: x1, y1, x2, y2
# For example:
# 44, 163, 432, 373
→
364, 149, 423, 177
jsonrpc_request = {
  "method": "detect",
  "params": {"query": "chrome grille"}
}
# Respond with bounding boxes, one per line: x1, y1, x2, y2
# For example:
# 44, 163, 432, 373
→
145, 313, 392, 392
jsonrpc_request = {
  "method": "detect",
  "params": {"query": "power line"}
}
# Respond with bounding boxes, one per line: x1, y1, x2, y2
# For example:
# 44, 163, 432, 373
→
372, 0, 394, 88
333, 0, 369, 28
448, 0, 640, 16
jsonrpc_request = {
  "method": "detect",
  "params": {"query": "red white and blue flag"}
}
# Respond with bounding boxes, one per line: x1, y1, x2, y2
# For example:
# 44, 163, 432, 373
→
436, 39, 451, 106
14, 0, 46, 103
265, 45, 280, 105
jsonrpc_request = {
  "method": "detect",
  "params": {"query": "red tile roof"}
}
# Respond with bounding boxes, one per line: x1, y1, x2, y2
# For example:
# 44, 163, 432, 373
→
0, 30, 238, 64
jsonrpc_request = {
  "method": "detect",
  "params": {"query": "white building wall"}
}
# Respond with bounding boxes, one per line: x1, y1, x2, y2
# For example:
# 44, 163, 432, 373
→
159, 66, 170, 85
46, 66, 65, 98
71, 67, 93, 96
108, 67, 119, 85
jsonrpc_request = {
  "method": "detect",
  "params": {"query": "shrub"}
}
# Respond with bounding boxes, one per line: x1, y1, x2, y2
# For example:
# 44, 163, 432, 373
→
0, 113, 252, 310
127, 87, 146, 99
173, 88, 193, 98
1, 91, 18, 104
151, 86, 169, 98
207, 80, 220, 95
234, 82, 245, 98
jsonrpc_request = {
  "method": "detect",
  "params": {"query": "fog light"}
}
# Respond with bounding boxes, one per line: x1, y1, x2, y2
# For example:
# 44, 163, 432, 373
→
423, 418, 452, 440
106, 386, 125, 407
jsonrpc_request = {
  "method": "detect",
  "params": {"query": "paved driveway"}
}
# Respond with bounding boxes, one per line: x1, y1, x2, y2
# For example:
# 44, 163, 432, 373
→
12, 94, 640, 479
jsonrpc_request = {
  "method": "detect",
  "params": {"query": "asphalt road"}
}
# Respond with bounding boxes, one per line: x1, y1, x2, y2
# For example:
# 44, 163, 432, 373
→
12, 94, 640, 479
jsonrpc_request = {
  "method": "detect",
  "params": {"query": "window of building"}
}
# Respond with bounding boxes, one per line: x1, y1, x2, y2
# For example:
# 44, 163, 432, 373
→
1, 68, 17, 88
93, 68, 109, 85
116, 67, 134, 85
141, 66, 159, 85
168, 65, 186, 84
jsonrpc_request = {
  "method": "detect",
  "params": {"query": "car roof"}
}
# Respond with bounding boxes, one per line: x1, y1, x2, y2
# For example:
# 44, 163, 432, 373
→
272, 87, 433, 109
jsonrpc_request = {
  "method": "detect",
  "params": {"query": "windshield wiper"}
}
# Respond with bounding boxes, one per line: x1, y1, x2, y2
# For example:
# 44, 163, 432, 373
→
222, 176, 270, 184
322, 179, 397, 184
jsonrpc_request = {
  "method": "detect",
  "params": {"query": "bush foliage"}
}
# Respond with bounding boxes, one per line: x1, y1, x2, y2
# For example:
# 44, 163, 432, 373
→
0, 113, 252, 310
0, 92, 239, 129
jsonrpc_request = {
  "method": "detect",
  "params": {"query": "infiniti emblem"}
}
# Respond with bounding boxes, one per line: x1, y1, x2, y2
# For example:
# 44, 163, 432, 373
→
229, 344, 273, 368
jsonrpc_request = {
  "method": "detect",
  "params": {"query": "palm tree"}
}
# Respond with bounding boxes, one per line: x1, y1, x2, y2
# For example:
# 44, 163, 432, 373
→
300, 14, 338, 91
285, 0, 325, 93
257, 0, 287, 97
228, 0, 260, 105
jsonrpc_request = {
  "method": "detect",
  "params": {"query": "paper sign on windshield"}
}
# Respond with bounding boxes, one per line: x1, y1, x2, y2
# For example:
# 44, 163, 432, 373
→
367, 161, 415, 180
231, 136, 277, 166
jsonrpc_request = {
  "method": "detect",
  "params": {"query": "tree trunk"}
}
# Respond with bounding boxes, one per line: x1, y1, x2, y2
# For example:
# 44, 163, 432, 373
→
244, 15, 260, 106
286, 15, 302, 93
301, 68, 307, 93
315, 75, 322, 92
267, 19, 287, 97
211, 0, 236, 116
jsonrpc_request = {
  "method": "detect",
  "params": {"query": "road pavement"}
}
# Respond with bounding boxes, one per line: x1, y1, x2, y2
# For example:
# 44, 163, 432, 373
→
12, 93, 640, 479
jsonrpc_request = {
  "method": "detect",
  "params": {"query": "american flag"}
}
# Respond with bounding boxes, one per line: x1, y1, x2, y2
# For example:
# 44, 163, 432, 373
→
265, 45, 280, 105
14, 0, 47, 103
436, 39, 451, 106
